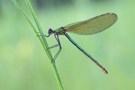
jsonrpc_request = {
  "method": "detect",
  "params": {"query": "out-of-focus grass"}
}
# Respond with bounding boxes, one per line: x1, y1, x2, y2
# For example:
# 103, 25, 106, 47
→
0, 0, 135, 90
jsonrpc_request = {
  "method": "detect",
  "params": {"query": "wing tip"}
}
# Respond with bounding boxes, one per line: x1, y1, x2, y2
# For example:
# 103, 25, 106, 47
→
108, 12, 118, 17
107, 12, 118, 22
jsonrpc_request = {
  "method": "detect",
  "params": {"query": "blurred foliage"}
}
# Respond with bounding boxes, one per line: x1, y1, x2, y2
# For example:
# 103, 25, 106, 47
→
35, 0, 73, 9
0, 0, 135, 90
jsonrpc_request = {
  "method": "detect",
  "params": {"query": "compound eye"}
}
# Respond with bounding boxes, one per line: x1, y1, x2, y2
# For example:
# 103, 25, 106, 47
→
48, 28, 53, 35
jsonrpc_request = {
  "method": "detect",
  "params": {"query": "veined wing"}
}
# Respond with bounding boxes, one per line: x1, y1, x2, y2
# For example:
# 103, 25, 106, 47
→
64, 13, 117, 35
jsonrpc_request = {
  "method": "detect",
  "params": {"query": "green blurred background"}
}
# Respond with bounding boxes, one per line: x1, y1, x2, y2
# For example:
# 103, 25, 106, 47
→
0, 0, 135, 90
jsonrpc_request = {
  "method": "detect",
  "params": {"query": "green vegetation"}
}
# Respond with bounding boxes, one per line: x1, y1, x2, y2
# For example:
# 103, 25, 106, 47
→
0, 0, 135, 90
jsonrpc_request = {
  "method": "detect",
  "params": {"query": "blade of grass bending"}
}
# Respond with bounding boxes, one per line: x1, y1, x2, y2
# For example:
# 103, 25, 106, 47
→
25, 0, 64, 89
26, 0, 64, 89
11, 0, 64, 90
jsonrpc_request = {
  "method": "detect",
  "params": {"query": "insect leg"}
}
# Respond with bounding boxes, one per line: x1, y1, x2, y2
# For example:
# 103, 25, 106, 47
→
51, 34, 62, 63
47, 44, 59, 50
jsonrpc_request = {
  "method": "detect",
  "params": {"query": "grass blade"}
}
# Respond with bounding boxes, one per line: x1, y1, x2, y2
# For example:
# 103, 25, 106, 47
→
11, 0, 64, 89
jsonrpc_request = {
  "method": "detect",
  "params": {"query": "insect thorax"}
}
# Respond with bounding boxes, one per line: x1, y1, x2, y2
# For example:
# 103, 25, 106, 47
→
55, 27, 66, 35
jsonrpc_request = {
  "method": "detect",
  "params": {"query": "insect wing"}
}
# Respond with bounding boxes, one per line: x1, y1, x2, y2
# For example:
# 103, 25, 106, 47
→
64, 13, 117, 35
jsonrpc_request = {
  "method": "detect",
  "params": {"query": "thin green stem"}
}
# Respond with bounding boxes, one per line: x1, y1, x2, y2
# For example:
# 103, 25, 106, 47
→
11, 0, 64, 89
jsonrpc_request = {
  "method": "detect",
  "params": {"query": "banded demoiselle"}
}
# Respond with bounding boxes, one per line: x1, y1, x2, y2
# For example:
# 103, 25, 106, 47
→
46, 13, 117, 74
